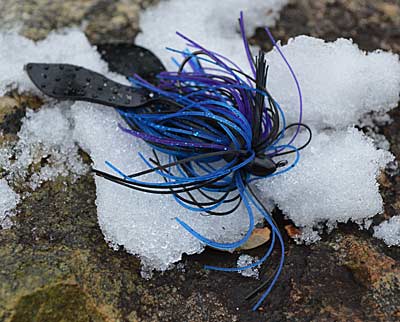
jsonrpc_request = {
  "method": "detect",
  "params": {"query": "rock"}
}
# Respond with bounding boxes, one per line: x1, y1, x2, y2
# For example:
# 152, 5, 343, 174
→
332, 234, 400, 321
0, 175, 126, 321
0, 92, 42, 141
0, 170, 239, 321
0, 0, 159, 44
0, 0, 399, 321
9, 283, 106, 322
251, 0, 400, 53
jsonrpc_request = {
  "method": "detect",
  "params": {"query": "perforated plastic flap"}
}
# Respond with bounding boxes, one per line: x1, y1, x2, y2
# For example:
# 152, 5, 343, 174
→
25, 63, 147, 108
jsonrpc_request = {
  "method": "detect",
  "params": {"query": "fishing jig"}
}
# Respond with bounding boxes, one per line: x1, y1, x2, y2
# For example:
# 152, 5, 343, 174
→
25, 13, 311, 310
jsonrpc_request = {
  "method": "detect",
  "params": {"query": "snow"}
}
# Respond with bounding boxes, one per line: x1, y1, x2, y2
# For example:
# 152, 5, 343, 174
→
359, 111, 393, 150
0, 104, 88, 193
237, 254, 260, 279
137, 1, 399, 249
71, 102, 261, 271
0, 28, 123, 221
294, 227, 322, 245
264, 36, 400, 130
136, 0, 289, 71
257, 128, 393, 233
0, 179, 20, 228
0, 29, 127, 96
374, 216, 400, 247
137, 2, 400, 131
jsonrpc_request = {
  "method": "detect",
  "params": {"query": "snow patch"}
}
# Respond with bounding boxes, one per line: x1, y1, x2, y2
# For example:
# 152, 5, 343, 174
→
0, 179, 20, 228
264, 36, 400, 130
0, 29, 127, 96
136, 0, 289, 71
257, 128, 394, 235
237, 254, 260, 279
71, 102, 261, 271
374, 216, 400, 247
0, 104, 88, 193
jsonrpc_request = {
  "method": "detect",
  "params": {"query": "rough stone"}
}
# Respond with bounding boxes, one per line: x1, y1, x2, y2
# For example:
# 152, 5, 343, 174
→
0, 92, 42, 139
0, 0, 159, 44
330, 233, 400, 321
251, 0, 400, 53
0, 0, 399, 321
